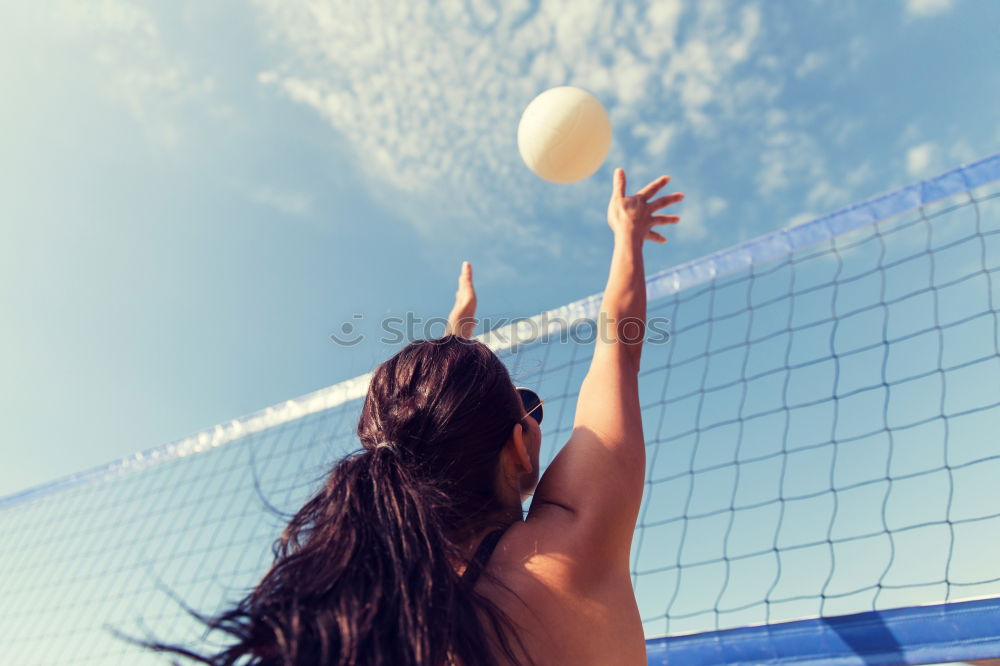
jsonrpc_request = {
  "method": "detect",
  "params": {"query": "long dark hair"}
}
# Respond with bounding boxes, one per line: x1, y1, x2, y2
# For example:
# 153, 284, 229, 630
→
133, 335, 531, 665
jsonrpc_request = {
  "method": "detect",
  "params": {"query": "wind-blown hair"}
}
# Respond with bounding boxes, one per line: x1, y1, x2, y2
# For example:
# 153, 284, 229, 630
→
133, 335, 531, 665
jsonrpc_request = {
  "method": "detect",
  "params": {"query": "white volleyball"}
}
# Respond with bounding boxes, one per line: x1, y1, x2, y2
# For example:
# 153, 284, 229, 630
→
517, 86, 613, 184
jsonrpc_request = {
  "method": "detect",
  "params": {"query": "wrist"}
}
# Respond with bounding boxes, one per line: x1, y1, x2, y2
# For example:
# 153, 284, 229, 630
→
613, 230, 643, 253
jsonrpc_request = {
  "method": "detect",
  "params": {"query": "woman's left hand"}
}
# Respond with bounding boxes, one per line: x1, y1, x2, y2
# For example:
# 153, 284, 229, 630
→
445, 261, 477, 339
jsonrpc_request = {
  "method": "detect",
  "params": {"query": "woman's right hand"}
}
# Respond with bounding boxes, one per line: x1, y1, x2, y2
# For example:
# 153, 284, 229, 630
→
606, 168, 683, 244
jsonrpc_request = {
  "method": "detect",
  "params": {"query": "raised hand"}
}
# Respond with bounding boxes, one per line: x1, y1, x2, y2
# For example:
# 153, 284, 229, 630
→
445, 261, 477, 339
606, 169, 683, 245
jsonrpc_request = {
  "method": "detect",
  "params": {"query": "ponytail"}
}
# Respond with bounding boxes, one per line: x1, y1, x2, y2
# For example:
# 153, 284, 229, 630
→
133, 445, 525, 665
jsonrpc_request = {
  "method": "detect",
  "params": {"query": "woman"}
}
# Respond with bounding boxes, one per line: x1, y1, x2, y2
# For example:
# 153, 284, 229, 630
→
148, 169, 682, 665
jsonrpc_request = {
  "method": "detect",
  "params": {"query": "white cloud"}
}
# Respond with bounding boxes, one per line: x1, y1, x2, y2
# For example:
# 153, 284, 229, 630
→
904, 0, 956, 18
726, 4, 762, 64
795, 52, 827, 79
906, 142, 936, 177
945, 138, 978, 166
611, 50, 653, 107
673, 194, 726, 242
633, 124, 677, 159
785, 212, 817, 229
50, 0, 233, 149
657, 3, 766, 135
806, 180, 849, 210
751, 105, 857, 231
845, 161, 875, 189
249, 0, 770, 245
753, 95, 879, 218
706, 196, 728, 217
639, 0, 683, 59
757, 127, 827, 195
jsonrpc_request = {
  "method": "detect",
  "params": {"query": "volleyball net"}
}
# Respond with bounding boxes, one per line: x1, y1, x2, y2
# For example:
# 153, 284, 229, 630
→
2, 153, 999, 665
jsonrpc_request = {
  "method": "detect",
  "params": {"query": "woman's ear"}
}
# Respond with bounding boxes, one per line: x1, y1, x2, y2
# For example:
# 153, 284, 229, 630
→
509, 422, 533, 476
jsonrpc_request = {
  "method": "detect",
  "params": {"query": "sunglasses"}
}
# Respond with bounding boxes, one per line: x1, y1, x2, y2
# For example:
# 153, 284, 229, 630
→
515, 387, 544, 426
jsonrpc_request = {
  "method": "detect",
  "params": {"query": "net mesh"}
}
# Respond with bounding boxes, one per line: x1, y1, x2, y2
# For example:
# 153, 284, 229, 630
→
2, 158, 999, 664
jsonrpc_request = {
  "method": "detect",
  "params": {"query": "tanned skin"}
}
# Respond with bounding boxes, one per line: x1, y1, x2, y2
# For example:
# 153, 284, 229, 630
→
444, 169, 683, 665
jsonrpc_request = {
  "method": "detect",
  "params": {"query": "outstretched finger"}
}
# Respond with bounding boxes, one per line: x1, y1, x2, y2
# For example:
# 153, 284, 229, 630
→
614, 168, 627, 199
649, 192, 685, 211
651, 215, 680, 225
646, 230, 667, 244
637, 175, 670, 201
455, 261, 476, 302
458, 260, 474, 286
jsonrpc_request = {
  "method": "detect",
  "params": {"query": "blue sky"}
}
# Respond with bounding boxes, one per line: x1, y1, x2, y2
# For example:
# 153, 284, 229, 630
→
2, 0, 999, 499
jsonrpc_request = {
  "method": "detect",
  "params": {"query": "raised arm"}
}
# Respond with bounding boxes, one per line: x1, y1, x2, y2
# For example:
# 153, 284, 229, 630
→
529, 169, 683, 570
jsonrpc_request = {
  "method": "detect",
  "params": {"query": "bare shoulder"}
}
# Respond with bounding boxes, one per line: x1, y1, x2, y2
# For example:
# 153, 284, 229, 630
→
476, 510, 646, 666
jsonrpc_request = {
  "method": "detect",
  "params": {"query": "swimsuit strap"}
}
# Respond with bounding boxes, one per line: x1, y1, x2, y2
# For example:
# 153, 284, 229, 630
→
461, 528, 506, 587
